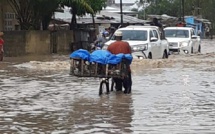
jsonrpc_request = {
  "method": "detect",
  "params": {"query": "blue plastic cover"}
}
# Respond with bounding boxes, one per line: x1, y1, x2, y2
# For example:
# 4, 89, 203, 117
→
90, 50, 112, 64
107, 53, 133, 65
70, 49, 90, 60
70, 49, 133, 65
106, 54, 121, 64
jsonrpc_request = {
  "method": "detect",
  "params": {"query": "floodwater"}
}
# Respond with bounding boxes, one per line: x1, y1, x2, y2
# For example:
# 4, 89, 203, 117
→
0, 40, 215, 134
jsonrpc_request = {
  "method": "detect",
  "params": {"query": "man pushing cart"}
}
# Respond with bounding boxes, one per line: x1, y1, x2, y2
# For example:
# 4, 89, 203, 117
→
69, 41, 133, 95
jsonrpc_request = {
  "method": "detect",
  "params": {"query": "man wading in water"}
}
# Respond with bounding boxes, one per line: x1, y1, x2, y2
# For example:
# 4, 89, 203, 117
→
0, 32, 4, 61
107, 31, 132, 94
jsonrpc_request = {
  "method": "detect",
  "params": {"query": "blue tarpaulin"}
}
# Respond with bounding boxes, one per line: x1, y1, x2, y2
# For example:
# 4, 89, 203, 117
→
90, 50, 111, 64
69, 49, 90, 60
70, 49, 133, 65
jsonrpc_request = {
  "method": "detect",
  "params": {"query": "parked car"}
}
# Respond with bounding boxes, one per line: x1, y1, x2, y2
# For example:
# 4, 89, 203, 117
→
103, 25, 169, 59
164, 27, 201, 54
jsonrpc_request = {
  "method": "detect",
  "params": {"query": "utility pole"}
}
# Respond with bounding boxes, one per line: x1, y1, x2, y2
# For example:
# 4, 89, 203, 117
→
182, 0, 185, 22
197, 0, 200, 15
144, 0, 147, 20
120, 0, 123, 26
179, 0, 182, 21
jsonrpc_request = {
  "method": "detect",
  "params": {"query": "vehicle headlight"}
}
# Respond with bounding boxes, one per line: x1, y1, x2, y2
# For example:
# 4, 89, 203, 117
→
180, 41, 189, 47
102, 44, 108, 50
131, 44, 148, 52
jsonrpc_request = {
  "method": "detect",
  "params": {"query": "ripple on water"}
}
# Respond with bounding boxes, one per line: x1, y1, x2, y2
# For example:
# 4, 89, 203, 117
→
0, 40, 215, 133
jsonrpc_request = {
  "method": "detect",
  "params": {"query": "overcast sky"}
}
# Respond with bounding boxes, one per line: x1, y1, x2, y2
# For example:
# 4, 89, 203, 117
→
114, 0, 137, 4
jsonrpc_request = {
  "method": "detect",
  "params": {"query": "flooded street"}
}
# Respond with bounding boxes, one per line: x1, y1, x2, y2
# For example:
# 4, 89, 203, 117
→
0, 39, 215, 134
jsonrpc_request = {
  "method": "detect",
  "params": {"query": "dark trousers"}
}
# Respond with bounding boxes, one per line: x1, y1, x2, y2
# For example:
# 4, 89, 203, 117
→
114, 72, 132, 93
0, 52, 3, 61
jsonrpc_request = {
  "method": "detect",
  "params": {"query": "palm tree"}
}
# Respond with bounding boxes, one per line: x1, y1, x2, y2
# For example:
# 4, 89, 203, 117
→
37, 0, 61, 30
87, 0, 106, 28
60, 0, 94, 29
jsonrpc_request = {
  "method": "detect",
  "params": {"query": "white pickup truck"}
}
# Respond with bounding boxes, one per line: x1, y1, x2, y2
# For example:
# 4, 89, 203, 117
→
164, 27, 201, 54
103, 26, 169, 59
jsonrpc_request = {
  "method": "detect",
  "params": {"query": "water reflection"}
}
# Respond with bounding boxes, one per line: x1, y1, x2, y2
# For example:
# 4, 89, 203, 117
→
131, 68, 215, 133
0, 39, 215, 133
67, 94, 134, 133
0, 72, 135, 133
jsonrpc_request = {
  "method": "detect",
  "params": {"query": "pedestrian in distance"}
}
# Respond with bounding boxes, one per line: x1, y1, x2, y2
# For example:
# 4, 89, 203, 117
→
0, 32, 4, 61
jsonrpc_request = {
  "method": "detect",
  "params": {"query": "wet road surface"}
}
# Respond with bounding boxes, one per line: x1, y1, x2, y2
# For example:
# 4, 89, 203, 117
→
0, 39, 215, 134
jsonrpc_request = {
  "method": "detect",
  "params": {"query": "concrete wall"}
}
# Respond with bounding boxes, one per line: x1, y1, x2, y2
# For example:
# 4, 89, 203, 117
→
56, 31, 74, 53
3, 30, 74, 57
25, 31, 51, 54
3, 31, 26, 57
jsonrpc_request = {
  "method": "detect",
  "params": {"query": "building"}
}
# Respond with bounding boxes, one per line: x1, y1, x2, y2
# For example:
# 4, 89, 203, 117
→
52, 7, 148, 33
114, 0, 137, 6
185, 16, 211, 38
0, 1, 19, 31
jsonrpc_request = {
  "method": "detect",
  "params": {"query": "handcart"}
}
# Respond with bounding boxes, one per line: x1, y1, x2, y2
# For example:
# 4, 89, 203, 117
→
70, 58, 130, 95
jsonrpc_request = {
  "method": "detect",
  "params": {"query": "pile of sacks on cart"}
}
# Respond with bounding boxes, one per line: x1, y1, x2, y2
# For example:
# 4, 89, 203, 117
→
70, 49, 133, 77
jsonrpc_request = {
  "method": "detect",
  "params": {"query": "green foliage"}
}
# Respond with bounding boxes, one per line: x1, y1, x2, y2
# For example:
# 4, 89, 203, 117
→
8, 0, 106, 30
141, 0, 215, 27
144, 0, 181, 17
139, 0, 215, 28
87, 0, 106, 14
60, 0, 94, 15
59, 0, 106, 29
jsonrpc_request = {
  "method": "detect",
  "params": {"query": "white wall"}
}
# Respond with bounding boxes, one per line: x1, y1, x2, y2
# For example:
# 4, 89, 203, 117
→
115, 0, 137, 4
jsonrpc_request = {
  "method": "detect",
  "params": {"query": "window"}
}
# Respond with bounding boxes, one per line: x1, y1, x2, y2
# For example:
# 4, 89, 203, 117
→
4, 12, 15, 19
4, 20, 12, 26
4, 12, 16, 31
4, 20, 14, 31
111, 30, 148, 41
150, 30, 154, 38
153, 30, 159, 38
191, 29, 195, 36
4, 27, 13, 31
164, 29, 189, 38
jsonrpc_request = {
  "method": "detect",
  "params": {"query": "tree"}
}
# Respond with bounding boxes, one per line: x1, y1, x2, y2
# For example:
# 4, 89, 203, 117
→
144, 0, 181, 17
8, 0, 60, 30
60, 0, 94, 29
8, 0, 35, 30
141, 0, 215, 23
36, 0, 61, 30
87, 0, 106, 28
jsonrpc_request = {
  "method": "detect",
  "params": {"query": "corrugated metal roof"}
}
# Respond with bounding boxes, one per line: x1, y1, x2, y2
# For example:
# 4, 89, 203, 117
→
54, 10, 147, 24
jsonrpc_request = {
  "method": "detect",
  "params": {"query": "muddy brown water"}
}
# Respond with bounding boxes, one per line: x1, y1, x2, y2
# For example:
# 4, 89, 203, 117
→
0, 39, 215, 134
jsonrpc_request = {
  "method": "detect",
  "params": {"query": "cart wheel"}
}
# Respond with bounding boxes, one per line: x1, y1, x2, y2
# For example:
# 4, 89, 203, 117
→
99, 79, 109, 95
111, 78, 115, 92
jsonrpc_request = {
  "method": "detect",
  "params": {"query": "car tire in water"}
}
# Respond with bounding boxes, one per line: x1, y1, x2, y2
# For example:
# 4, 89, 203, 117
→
162, 50, 168, 59
198, 45, 201, 53
191, 47, 194, 54
148, 53, 152, 59
99, 79, 109, 95
177, 49, 180, 55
